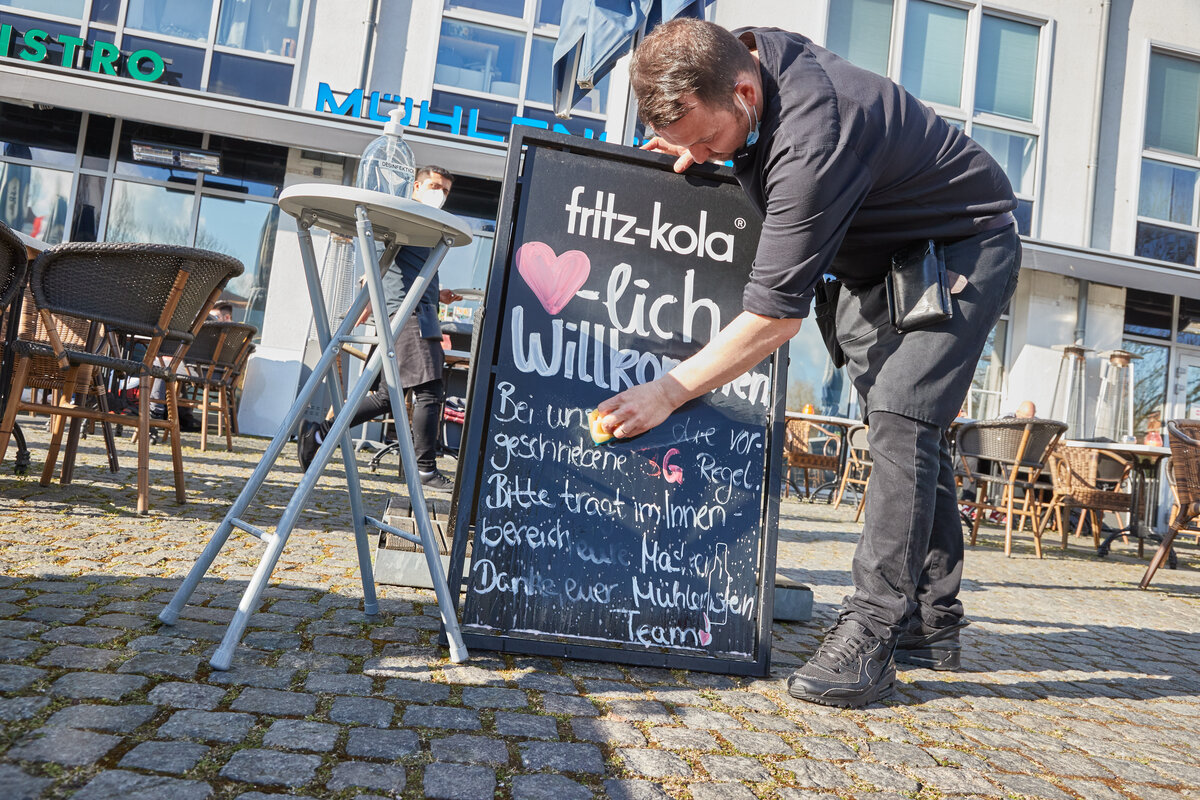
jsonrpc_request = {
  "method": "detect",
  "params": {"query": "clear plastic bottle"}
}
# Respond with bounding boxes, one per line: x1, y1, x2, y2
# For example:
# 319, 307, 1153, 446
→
356, 107, 416, 197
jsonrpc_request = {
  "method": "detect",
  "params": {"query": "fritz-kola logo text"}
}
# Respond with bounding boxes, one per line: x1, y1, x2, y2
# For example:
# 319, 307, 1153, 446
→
564, 187, 736, 262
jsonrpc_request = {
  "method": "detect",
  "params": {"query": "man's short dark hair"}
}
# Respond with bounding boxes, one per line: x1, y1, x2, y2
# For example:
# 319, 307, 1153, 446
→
631, 18, 757, 131
416, 165, 454, 184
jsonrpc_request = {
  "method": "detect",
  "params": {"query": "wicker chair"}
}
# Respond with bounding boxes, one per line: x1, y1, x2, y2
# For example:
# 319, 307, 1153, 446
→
0, 243, 243, 513
176, 321, 257, 452
784, 418, 841, 498
956, 418, 1068, 557
1041, 444, 1133, 553
833, 424, 870, 521
1140, 420, 1200, 588
0, 220, 26, 314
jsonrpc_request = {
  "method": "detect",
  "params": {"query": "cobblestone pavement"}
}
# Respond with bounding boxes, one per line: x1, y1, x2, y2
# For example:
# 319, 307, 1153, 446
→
1, 426, 1198, 799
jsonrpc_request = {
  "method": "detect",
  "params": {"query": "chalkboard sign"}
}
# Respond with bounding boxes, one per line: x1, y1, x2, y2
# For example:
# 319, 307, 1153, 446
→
447, 131, 785, 676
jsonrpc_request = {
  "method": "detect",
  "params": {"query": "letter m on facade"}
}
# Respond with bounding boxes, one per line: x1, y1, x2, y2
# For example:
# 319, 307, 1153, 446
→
317, 83, 364, 118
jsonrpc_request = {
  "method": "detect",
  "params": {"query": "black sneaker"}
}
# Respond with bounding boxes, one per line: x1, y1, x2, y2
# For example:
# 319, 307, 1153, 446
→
895, 617, 969, 671
786, 617, 895, 708
297, 421, 321, 472
419, 470, 454, 492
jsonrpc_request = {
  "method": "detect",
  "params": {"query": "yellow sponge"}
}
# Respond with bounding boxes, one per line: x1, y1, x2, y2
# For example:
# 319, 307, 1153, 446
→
588, 409, 613, 445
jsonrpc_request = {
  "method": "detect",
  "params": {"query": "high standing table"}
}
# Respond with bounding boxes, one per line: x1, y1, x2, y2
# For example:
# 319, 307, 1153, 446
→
1062, 439, 1171, 559
160, 184, 473, 670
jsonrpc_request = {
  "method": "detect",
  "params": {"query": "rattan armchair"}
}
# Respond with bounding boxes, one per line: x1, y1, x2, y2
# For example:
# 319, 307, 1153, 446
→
956, 418, 1068, 557
176, 321, 257, 452
0, 243, 243, 513
1140, 420, 1200, 588
1041, 444, 1133, 552
833, 424, 870, 521
784, 418, 841, 498
0, 220, 26, 314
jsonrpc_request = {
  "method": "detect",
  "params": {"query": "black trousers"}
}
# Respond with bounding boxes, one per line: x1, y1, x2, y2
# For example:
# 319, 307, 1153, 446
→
835, 224, 1022, 638
320, 378, 444, 472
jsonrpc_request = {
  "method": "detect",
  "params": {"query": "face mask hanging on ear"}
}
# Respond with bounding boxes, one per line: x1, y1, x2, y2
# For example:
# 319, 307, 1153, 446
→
413, 186, 447, 209
736, 89, 760, 148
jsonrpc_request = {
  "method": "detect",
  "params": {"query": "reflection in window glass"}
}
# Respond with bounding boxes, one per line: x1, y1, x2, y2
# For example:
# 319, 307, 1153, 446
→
444, 0, 524, 18
901, 0, 966, 107
519, 106, 604, 137
203, 136, 287, 199
91, 0, 120, 24
436, 20, 526, 98
217, 0, 302, 56
431, 91, 516, 139
971, 125, 1035, 195
106, 181, 195, 245
1178, 296, 1200, 347
537, 0, 564, 26
1135, 221, 1197, 266
0, 102, 81, 168
123, 35, 205, 89
436, 216, 495, 291
526, 36, 607, 113
1139, 159, 1197, 225
209, 52, 293, 105
969, 319, 1006, 419
1122, 339, 1168, 441
0, 162, 72, 244
125, 0, 214, 41
117, 121, 204, 183
71, 174, 105, 242
1123, 288, 1173, 339
976, 15, 1039, 122
826, 0, 892, 76
1013, 199, 1032, 236
1145, 51, 1200, 157
197, 196, 279, 333
4, 0, 84, 18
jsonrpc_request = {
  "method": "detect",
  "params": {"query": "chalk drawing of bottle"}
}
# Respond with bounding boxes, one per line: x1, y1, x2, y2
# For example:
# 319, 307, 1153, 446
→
706, 542, 730, 628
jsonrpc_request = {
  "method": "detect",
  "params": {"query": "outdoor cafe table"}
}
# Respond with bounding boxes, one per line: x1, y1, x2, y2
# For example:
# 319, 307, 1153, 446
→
786, 411, 859, 501
1062, 439, 1171, 560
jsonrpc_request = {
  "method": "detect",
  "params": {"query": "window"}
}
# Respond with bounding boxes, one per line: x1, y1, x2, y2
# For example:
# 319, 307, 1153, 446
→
4, 0, 83, 18
1122, 339, 1169, 441
125, 0, 214, 42
217, 0, 302, 56
968, 316, 1008, 419
1137, 51, 1200, 267
434, 0, 609, 135
825, 1, 1046, 236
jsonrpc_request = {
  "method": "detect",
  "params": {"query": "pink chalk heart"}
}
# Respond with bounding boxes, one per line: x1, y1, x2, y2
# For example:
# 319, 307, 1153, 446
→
515, 241, 590, 316
699, 613, 712, 646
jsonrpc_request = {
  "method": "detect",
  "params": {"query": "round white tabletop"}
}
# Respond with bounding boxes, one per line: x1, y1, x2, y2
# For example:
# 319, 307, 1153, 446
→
278, 184, 473, 249
13, 231, 46, 254
1063, 440, 1171, 457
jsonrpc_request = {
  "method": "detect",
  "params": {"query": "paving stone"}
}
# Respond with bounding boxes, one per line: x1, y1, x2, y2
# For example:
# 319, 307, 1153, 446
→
571, 717, 647, 746
511, 773, 594, 800
517, 672, 579, 693
777, 759, 856, 789
618, 746, 694, 777
913, 767, 1002, 796
327, 761, 408, 793
312, 634, 373, 655
865, 740, 938, 766
119, 741, 211, 773
263, 719, 339, 751
926, 746, 989, 770
603, 779, 672, 799
520, 741, 606, 774
345, 727, 421, 759
7, 725, 122, 765
41, 625, 123, 644
689, 783, 759, 800
147, 681, 227, 710
802, 716, 864, 737
989, 774, 1073, 799
699, 754, 772, 782
220, 749, 321, 787
463, 685, 529, 708
0, 663, 46, 690
231, 687, 316, 717
846, 762, 921, 794
403, 704, 482, 730
115, 652, 202, 678
207, 665, 296, 689
496, 711, 560, 739
723, 729, 794, 755
431, 733, 510, 765
795, 736, 858, 760
541, 691, 600, 716
422, 762, 495, 800
0, 695, 51, 720
650, 726, 721, 751
47, 703, 158, 732
982, 749, 1042, 773
158, 710, 255, 743
90, 614, 156, 630
73, 770, 212, 800
242, 630, 303, 650
676, 707, 739, 729
329, 694, 395, 727
305, 671, 373, 695
24, 605, 89, 621
742, 711, 799, 731
0, 764, 53, 800
0, 620, 46, 638
384, 677, 451, 702
606, 699, 675, 725
0, 636, 39, 661
49, 671, 147, 700
1092, 757, 1172, 783
362, 654, 435, 681
39, 643, 123, 669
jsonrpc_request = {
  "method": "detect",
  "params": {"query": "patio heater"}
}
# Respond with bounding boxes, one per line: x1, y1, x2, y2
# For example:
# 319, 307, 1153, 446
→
302, 234, 359, 422
1050, 344, 1092, 436
1094, 349, 1141, 442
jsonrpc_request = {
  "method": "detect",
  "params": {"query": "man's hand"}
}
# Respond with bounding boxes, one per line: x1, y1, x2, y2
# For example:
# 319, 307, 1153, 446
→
640, 136, 696, 174
596, 377, 685, 439
439, 289, 463, 304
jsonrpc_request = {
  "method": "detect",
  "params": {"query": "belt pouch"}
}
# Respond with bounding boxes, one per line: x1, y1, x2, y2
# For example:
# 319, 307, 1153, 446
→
885, 239, 952, 333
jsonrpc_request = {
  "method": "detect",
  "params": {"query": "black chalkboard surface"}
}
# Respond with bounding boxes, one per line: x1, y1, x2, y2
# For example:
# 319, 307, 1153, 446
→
447, 131, 785, 676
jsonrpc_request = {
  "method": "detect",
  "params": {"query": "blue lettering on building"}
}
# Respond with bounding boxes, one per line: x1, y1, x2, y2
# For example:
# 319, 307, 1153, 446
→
316, 82, 607, 143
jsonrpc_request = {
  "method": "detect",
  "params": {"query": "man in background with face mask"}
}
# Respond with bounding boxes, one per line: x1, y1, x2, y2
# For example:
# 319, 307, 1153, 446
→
298, 166, 461, 491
